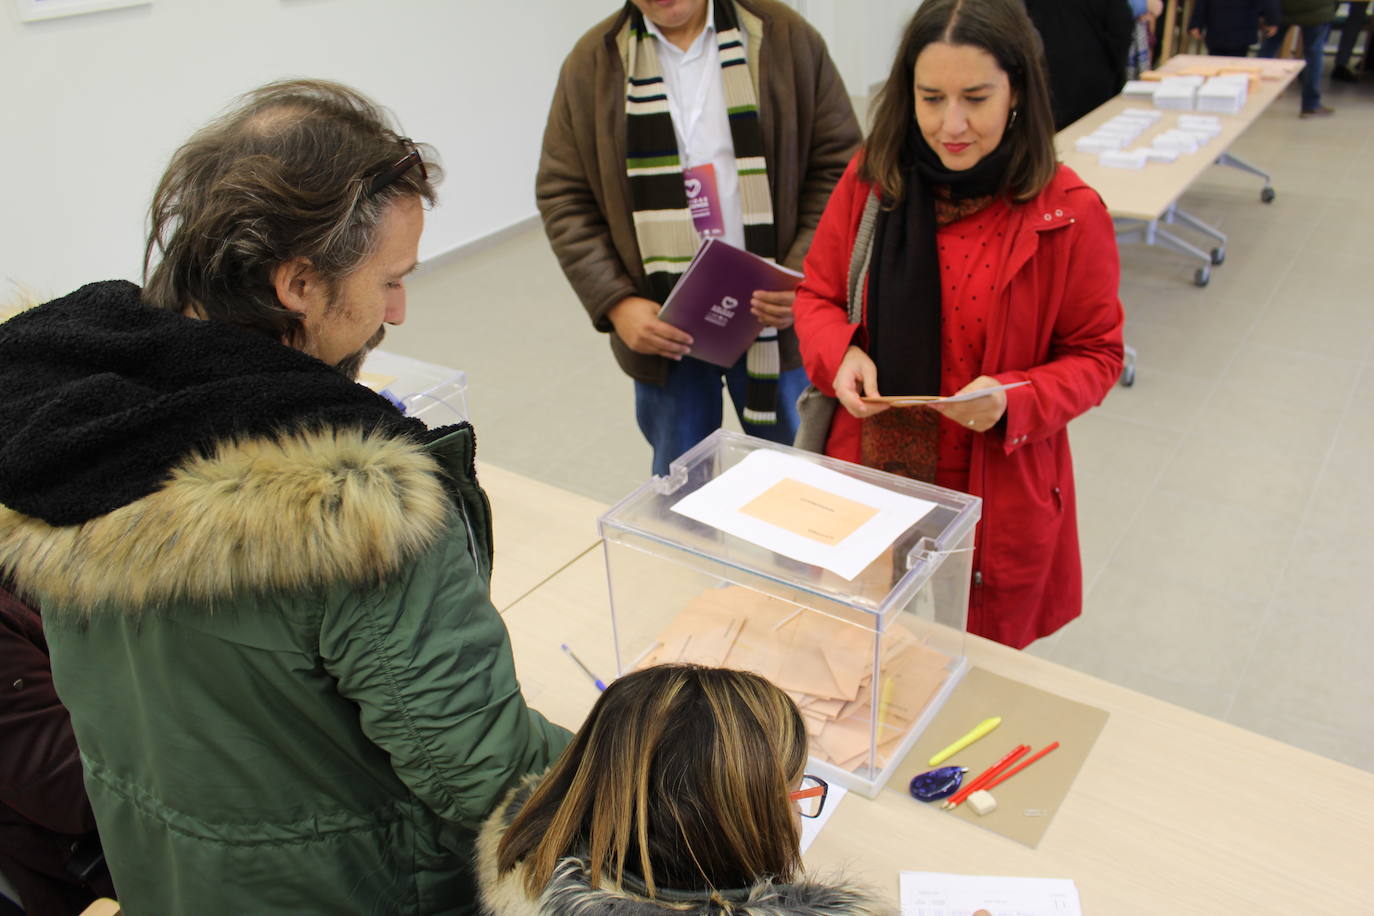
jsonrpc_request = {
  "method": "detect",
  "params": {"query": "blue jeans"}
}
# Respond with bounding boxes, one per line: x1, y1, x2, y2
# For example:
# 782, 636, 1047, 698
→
1260, 22, 1333, 111
634, 356, 809, 476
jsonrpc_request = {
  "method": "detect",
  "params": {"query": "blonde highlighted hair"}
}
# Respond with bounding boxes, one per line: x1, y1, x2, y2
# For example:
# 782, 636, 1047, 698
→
497, 664, 808, 896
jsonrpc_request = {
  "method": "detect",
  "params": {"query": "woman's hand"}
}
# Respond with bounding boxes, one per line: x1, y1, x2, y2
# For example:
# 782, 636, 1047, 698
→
833, 346, 889, 419
930, 375, 1008, 433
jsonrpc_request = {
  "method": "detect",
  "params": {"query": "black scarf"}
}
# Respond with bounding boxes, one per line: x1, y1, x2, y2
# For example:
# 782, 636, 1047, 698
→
867, 126, 1012, 395
0, 281, 437, 527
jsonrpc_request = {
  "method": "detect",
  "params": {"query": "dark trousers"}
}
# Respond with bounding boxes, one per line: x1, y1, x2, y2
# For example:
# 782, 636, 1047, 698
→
634, 357, 809, 476
1259, 22, 1333, 111
1207, 43, 1254, 57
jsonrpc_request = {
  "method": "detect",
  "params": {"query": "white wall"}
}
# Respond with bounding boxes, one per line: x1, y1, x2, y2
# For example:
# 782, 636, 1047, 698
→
800, 0, 920, 99
0, 0, 609, 297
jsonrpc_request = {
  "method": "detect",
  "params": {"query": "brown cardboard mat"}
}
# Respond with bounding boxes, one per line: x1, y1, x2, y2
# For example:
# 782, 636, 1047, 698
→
891, 666, 1108, 848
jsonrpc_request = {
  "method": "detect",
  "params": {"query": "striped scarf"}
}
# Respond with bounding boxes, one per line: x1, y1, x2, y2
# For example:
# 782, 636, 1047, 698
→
624, 0, 780, 425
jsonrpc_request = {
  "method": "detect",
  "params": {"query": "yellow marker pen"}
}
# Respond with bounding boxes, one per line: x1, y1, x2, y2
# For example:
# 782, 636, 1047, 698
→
927, 716, 1002, 766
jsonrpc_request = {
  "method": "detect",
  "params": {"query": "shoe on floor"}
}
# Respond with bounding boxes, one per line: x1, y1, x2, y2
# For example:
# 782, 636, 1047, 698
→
1331, 65, 1358, 83
1299, 105, 1336, 118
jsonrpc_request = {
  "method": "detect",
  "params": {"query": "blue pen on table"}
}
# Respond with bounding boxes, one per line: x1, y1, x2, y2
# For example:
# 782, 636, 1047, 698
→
561, 643, 606, 691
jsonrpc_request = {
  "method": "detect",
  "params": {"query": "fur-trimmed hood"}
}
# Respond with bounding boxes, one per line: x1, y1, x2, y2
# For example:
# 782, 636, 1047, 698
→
0, 425, 456, 613
0, 280, 465, 614
475, 780, 892, 916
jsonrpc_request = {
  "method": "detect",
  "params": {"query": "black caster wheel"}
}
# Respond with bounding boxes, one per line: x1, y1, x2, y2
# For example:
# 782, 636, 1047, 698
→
1211, 246, 1226, 266
1119, 364, 1136, 388
1194, 266, 1211, 287
1260, 186, 1276, 203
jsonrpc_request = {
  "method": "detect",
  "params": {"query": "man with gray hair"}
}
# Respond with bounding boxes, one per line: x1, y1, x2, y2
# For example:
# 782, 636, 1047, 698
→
0, 80, 569, 915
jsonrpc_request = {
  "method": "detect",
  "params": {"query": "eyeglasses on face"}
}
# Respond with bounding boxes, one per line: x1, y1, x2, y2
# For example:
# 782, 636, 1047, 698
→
789, 774, 829, 818
368, 137, 427, 196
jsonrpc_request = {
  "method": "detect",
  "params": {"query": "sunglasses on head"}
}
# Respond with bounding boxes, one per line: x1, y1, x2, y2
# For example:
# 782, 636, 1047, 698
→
368, 137, 427, 196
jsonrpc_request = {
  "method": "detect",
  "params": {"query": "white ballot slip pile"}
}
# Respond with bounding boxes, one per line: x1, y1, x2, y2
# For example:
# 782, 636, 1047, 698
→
598, 431, 983, 796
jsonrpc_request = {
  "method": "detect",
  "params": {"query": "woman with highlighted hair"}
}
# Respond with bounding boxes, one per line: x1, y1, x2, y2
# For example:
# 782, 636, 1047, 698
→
475, 664, 886, 916
792, 0, 1124, 649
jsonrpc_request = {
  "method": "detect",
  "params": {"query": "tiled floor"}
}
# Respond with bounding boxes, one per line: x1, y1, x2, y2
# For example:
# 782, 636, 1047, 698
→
388, 71, 1374, 772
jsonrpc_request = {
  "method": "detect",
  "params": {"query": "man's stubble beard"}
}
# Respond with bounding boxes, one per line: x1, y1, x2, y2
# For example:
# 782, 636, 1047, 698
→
334, 325, 387, 381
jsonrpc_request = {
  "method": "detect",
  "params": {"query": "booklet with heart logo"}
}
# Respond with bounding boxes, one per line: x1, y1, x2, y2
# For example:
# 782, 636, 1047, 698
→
658, 238, 803, 368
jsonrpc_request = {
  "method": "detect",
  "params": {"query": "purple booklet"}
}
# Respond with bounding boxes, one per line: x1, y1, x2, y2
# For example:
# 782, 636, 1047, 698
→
658, 238, 804, 368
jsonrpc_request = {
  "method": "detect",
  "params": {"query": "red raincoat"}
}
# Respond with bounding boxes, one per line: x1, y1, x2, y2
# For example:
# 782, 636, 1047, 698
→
794, 158, 1124, 648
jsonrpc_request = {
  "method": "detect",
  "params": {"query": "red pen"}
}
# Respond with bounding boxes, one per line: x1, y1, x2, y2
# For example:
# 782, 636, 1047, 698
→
983, 741, 1060, 791
944, 744, 1028, 809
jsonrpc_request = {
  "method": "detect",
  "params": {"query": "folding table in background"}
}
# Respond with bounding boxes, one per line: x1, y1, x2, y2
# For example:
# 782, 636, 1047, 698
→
1057, 55, 1305, 290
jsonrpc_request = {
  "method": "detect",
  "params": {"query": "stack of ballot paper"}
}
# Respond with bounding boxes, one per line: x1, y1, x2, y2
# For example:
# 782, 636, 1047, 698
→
1099, 149, 1149, 169
1153, 75, 1203, 110
637, 585, 950, 772
1152, 129, 1202, 154
1177, 113, 1223, 137
1197, 75, 1248, 114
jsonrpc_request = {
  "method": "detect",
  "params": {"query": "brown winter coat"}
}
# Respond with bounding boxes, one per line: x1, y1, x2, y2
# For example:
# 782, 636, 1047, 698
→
535, 0, 861, 385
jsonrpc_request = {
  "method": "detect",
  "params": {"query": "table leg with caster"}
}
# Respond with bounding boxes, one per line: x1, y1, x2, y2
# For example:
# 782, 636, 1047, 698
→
1216, 152, 1276, 203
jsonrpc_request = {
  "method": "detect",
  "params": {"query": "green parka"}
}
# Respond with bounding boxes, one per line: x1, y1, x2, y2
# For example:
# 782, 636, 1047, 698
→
0, 283, 572, 915
1280, 0, 1336, 26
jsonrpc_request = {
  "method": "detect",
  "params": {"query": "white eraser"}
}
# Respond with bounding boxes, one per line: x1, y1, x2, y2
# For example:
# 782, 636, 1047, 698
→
1143, 147, 1179, 163
967, 790, 998, 816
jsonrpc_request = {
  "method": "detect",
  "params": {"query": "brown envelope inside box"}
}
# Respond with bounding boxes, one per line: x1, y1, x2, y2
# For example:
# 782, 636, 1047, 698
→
636, 586, 953, 773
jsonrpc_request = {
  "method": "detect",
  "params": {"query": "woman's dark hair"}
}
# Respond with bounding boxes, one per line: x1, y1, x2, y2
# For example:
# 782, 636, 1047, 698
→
861, 0, 1057, 203
142, 79, 442, 344
497, 664, 808, 897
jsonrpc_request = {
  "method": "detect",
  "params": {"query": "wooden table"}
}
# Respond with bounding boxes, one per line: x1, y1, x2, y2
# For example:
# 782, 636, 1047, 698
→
1057, 55, 1304, 287
484, 465, 1374, 914
478, 461, 603, 612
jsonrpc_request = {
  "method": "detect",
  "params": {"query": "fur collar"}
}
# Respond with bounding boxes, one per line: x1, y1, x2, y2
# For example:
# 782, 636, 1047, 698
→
0, 425, 452, 614
475, 780, 892, 916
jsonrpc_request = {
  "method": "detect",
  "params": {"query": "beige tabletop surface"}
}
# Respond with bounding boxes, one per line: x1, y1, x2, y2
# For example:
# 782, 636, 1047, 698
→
478, 460, 604, 612
1056, 56, 1304, 222
487, 465, 1374, 914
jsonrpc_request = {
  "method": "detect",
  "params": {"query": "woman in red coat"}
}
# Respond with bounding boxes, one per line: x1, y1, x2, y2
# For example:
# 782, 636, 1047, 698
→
793, 0, 1124, 649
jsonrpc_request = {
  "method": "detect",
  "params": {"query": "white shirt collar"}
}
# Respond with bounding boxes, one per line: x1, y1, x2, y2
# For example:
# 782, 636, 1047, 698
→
643, 0, 717, 58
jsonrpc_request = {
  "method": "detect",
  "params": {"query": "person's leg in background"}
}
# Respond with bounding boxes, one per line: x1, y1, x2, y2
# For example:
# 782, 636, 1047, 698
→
1300, 21, 1335, 115
1333, 1, 1371, 80
1257, 21, 1287, 57
635, 357, 727, 476
722, 359, 809, 448
1208, 43, 1255, 57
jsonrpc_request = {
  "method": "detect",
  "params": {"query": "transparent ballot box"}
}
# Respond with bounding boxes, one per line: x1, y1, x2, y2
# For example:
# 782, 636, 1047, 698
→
360, 349, 469, 426
597, 430, 980, 797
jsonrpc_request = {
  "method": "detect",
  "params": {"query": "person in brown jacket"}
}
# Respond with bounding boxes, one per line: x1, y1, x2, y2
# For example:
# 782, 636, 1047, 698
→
536, 0, 861, 475
0, 581, 115, 916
